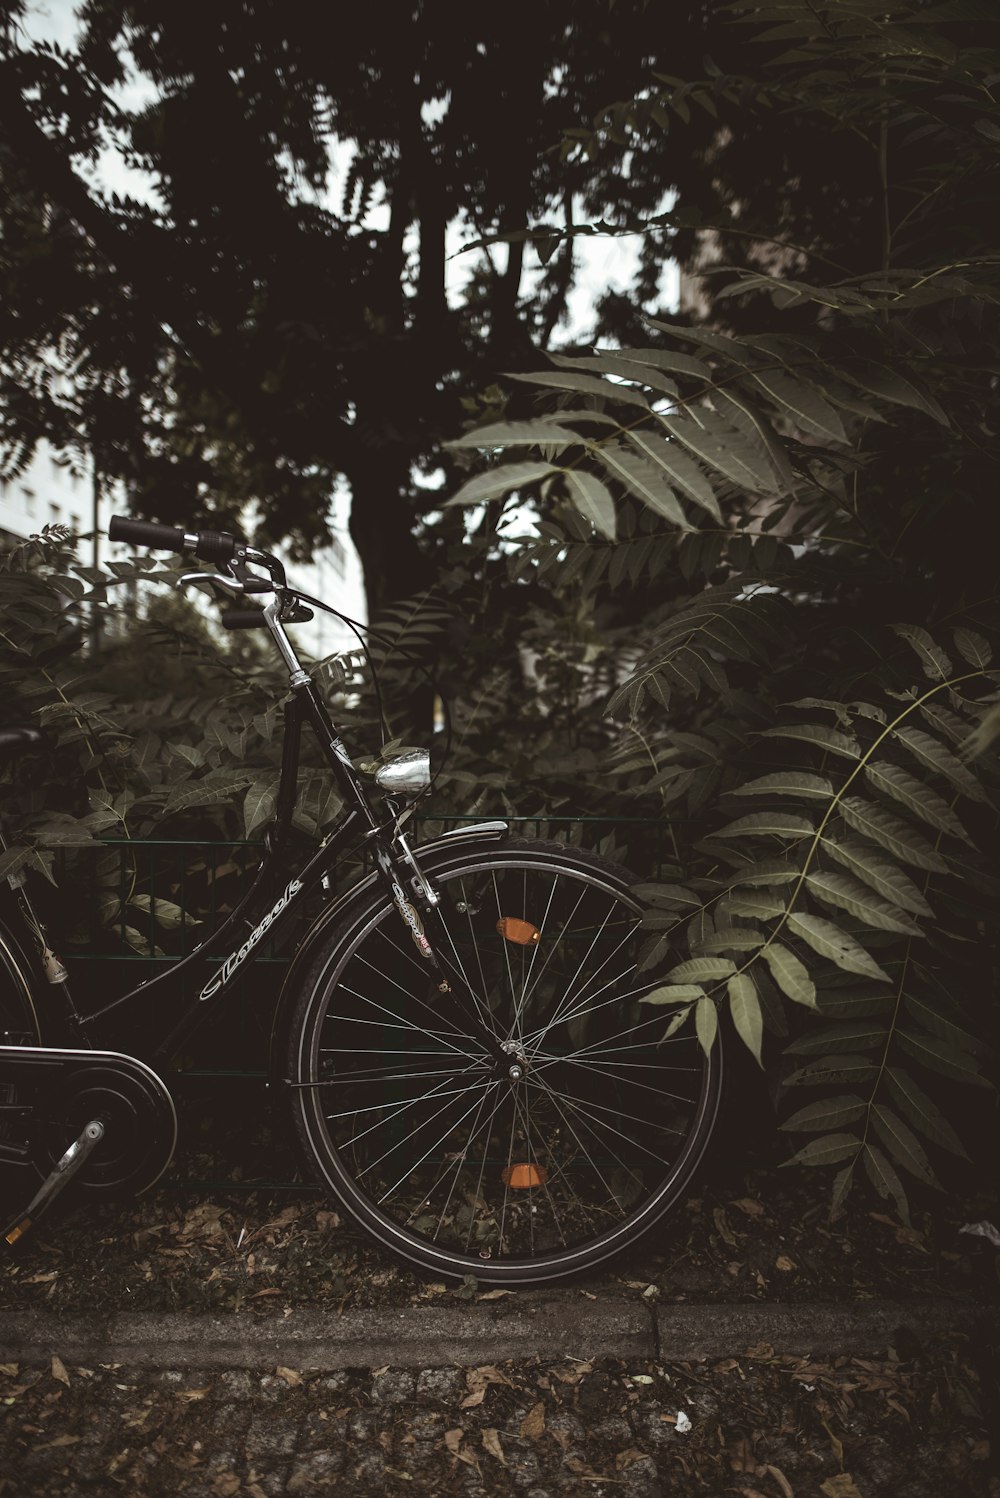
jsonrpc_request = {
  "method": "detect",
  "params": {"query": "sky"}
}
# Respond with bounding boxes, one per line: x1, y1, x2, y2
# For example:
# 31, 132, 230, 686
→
19, 0, 679, 343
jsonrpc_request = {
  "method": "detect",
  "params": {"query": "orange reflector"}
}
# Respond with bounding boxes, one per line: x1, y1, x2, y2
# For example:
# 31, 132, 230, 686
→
501, 1163, 547, 1189
496, 918, 540, 945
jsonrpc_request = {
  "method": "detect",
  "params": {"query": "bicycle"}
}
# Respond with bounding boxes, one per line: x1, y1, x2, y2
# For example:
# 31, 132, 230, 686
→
0, 515, 722, 1285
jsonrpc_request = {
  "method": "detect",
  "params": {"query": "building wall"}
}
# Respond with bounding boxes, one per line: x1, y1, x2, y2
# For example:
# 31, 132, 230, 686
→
0, 444, 367, 660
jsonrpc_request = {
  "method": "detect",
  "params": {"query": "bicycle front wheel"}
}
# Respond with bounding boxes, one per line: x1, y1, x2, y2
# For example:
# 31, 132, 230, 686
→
286, 840, 722, 1285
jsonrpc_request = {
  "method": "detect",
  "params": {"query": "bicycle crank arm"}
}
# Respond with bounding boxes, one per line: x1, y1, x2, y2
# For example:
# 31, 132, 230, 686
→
4, 1118, 105, 1245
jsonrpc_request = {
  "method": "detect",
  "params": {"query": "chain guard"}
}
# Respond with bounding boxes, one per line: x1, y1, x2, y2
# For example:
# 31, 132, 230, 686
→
0, 1046, 177, 1196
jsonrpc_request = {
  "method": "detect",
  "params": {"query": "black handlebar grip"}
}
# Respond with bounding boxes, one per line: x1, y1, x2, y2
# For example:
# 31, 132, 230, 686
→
221, 608, 268, 629
195, 529, 240, 564
108, 515, 189, 552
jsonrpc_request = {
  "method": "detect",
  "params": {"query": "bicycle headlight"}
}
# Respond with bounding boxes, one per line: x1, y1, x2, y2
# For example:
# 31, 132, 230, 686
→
374, 749, 431, 797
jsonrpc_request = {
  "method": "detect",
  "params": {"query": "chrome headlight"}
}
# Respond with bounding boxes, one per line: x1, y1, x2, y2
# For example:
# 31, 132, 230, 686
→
374, 749, 431, 797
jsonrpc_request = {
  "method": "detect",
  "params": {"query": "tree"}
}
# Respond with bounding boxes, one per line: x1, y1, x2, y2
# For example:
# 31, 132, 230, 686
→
0, 1, 715, 611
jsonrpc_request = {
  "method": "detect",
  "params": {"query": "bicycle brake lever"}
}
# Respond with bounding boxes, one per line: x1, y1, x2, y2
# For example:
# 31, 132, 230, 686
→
179, 572, 245, 594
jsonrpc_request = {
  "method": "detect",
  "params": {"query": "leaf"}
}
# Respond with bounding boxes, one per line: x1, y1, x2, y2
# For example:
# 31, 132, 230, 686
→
597, 443, 687, 525
641, 984, 706, 1006
953, 628, 992, 668
624, 429, 721, 520
162, 773, 254, 818
864, 762, 968, 839
481, 1428, 506, 1464
763, 942, 817, 1007
820, 838, 933, 918
447, 460, 558, 507
863, 1144, 910, 1225
695, 995, 718, 1055
890, 624, 951, 682
714, 811, 814, 840
837, 796, 948, 873
806, 870, 922, 936
896, 1027, 991, 1087
563, 469, 616, 539
520, 1402, 546, 1438
735, 771, 834, 800
728, 974, 763, 1064
657, 409, 772, 493
51, 1355, 70, 1387
659, 1006, 693, 1041
507, 368, 651, 409
871, 1105, 940, 1188
783, 1133, 861, 1167
700, 927, 766, 954
665, 957, 736, 983
893, 726, 986, 802
748, 368, 848, 443
761, 724, 859, 759
786, 912, 890, 980
784, 1054, 881, 1087
841, 359, 948, 424
243, 776, 279, 837
445, 420, 580, 450
722, 888, 788, 919
780, 1095, 866, 1132
885, 1067, 969, 1158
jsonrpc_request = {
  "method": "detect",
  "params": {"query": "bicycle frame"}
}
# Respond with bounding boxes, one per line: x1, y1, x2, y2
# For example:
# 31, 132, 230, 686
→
17, 592, 510, 1077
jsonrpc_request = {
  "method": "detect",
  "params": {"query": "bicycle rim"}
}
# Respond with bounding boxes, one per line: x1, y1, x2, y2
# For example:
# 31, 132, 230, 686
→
289, 845, 721, 1284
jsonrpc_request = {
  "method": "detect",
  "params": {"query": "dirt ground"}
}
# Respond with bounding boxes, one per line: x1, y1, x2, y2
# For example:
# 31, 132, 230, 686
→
2, 1080, 998, 1495
1, 1340, 996, 1497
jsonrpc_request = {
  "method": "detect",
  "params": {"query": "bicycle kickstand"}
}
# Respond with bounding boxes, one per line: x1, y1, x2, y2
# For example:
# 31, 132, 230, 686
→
3, 1119, 105, 1247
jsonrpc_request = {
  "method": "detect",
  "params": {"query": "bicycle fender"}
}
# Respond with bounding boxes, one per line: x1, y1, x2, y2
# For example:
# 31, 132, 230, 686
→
267, 821, 509, 1079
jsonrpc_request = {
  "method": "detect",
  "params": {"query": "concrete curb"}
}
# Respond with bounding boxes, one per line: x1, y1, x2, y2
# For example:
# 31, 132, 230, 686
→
1, 1296, 995, 1371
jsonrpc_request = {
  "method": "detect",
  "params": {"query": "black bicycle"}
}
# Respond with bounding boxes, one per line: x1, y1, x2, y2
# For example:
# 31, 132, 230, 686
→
0, 515, 721, 1285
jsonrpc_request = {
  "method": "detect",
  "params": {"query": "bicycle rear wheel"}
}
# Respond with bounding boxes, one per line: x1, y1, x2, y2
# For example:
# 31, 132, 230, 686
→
1, 923, 43, 1174
286, 840, 722, 1285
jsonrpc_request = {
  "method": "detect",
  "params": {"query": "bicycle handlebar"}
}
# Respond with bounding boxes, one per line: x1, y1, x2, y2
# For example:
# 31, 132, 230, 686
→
108, 514, 242, 564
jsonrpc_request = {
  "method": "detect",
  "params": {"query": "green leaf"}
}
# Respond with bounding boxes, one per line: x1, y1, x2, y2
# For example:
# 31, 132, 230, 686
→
695, 995, 719, 1056
445, 419, 581, 450
722, 889, 788, 920
761, 724, 859, 758
787, 912, 890, 980
624, 429, 721, 520
656, 409, 772, 493
659, 1006, 692, 1041
640, 984, 706, 1005
783, 1054, 881, 1086
871, 1105, 940, 1188
806, 870, 922, 936
700, 927, 766, 954
780, 1094, 866, 1132
666, 957, 736, 983
747, 368, 848, 444
785, 1021, 884, 1055
893, 726, 987, 803
837, 796, 948, 873
563, 470, 616, 539
891, 624, 951, 682
162, 772, 254, 817
864, 762, 969, 840
902, 993, 983, 1056
763, 942, 817, 1007
714, 811, 814, 840
783, 1133, 861, 1167
728, 973, 763, 1064
448, 460, 558, 507
243, 776, 279, 836
885, 1067, 969, 1159
953, 628, 992, 668
896, 1027, 991, 1087
841, 359, 948, 424
820, 837, 933, 917
863, 1144, 911, 1224
730, 860, 802, 887
596, 443, 687, 524
735, 771, 834, 800
507, 368, 651, 410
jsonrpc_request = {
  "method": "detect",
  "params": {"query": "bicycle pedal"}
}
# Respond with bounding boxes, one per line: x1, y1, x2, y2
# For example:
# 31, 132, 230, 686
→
3, 1118, 105, 1246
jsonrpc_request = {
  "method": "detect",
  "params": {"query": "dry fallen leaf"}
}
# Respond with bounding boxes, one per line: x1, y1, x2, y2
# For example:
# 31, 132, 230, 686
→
51, 1355, 70, 1387
481, 1428, 506, 1465
177, 1388, 210, 1403
37, 1435, 81, 1451
730, 1197, 765, 1217
276, 1367, 304, 1387
460, 1387, 486, 1409
820, 1477, 863, 1498
774, 1255, 796, 1272
211, 1475, 241, 1497
765, 1463, 795, 1498
615, 1448, 648, 1470
520, 1402, 546, 1439
0, 1365, 18, 1378
477, 1289, 513, 1300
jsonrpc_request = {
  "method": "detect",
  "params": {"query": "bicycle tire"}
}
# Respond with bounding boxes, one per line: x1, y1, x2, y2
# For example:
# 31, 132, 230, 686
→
286, 840, 722, 1285
0, 921, 43, 1171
